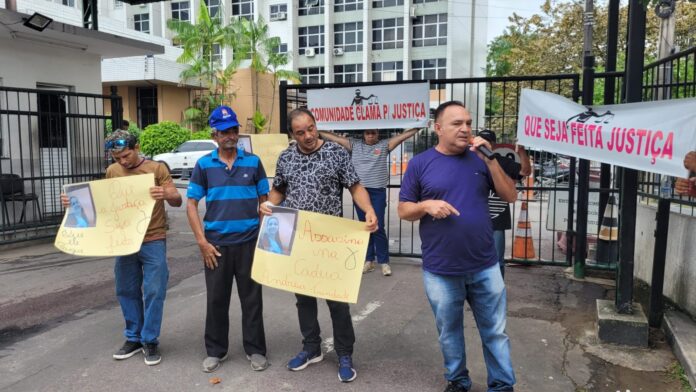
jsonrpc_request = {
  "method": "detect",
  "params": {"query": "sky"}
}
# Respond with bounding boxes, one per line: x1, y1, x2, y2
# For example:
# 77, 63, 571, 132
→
486, 0, 547, 44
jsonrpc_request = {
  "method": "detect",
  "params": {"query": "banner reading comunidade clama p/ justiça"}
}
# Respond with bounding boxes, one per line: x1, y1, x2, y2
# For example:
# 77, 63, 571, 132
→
307, 82, 430, 130
517, 89, 696, 177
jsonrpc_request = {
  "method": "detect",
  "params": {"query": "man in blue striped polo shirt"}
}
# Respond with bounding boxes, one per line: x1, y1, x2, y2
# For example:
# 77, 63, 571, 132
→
186, 105, 270, 374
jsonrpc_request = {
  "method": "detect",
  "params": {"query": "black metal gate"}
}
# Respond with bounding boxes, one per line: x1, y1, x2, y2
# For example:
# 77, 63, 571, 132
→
279, 74, 626, 269
0, 86, 121, 245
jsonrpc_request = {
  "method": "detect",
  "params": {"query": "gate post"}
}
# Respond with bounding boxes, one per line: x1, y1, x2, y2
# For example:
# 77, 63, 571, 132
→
110, 86, 123, 132
279, 80, 288, 133
574, 0, 596, 279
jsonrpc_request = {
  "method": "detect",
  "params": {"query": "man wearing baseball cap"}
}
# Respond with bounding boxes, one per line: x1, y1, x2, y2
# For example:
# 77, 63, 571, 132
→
478, 129, 531, 278
186, 105, 271, 373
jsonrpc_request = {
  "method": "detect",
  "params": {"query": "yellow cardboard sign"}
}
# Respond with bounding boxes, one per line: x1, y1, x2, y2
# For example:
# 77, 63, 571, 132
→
54, 174, 156, 256
251, 207, 369, 303
238, 133, 289, 177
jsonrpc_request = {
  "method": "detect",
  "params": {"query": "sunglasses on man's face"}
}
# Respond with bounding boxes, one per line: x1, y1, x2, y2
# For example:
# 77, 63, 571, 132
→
105, 139, 129, 150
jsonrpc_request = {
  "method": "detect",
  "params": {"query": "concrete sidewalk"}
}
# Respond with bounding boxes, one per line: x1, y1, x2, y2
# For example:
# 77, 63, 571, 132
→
0, 194, 691, 391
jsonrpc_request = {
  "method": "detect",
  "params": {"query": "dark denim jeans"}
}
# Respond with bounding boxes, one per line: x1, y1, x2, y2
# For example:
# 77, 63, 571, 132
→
354, 187, 389, 264
423, 265, 515, 391
114, 239, 169, 345
295, 294, 355, 357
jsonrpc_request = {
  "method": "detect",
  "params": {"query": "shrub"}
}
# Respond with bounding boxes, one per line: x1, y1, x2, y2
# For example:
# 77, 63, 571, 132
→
190, 128, 214, 140
139, 121, 191, 156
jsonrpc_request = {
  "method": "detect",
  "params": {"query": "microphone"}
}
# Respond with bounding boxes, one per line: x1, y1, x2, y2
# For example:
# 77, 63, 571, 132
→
476, 144, 497, 160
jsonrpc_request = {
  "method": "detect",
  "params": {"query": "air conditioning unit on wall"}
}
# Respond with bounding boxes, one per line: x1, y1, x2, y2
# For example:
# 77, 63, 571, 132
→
333, 47, 344, 56
305, 48, 315, 57
270, 11, 286, 21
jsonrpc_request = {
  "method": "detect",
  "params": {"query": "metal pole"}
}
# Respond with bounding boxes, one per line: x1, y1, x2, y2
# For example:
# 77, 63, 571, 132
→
110, 86, 123, 132
575, 0, 595, 279
279, 81, 288, 133
649, 193, 671, 327
616, 0, 646, 314
599, 0, 620, 224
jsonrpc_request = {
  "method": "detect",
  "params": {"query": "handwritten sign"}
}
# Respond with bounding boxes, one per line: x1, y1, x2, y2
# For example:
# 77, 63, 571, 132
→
54, 174, 156, 256
517, 89, 696, 177
307, 83, 430, 130
248, 134, 289, 177
251, 208, 369, 303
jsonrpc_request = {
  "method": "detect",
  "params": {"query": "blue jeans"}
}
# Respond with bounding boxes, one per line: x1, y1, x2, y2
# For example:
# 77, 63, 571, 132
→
114, 239, 169, 345
354, 187, 389, 264
493, 230, 506, 278
423, 265, 515, 392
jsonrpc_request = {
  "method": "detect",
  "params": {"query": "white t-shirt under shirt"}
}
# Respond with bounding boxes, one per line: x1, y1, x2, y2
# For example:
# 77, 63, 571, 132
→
350, 138, 390, 189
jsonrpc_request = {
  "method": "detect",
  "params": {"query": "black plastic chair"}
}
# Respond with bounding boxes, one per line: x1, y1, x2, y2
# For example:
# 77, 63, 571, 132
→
0, 174, 43, 225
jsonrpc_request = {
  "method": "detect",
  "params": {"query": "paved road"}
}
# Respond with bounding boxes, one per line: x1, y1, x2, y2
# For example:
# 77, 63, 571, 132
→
0, 188, 684, 392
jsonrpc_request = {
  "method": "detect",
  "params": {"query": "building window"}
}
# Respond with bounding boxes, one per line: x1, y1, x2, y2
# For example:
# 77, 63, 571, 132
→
269, 3, 287, 20
212, 44, 222, 64
298, 25, 325, 55
372, 0, 403, 8
232, 0, 254, 20
299, 67, 324, 84
134, 13, 150, 33
207, 0, 221, 19
334, 64, 363, 83
136, 87, 158, 129
272, 43, 288, 54
412, 58, 446, 80
334, 22, 362, 53
372, 61, 403, 82
413, 0, 439, 3
412, 14, 447, 47
334, 0, 362, 12
114, 0, 123, 8
61, 0, 75, 7
171, 1, 190, 21
372, 18, 403, 50
299, 0, 324, 16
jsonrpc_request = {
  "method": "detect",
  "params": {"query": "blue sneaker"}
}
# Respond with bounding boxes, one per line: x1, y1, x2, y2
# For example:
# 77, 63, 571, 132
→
337, 355, 357, 382
287, 350, 323, 371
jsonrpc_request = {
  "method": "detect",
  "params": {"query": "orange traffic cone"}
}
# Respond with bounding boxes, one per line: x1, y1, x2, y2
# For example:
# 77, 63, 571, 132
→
596, 195, 619, 265
512, 201, 536, 259
401, 153, 409, 173
391, 156, 397, 176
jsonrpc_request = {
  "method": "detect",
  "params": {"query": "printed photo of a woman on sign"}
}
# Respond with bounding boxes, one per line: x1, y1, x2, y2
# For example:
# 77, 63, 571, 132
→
63, 183, 97, 228
257, 207, 297, 256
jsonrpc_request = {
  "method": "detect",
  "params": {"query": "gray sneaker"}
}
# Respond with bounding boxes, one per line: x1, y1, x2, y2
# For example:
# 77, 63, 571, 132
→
202, 354, 228, 373
246, 353, 269, 371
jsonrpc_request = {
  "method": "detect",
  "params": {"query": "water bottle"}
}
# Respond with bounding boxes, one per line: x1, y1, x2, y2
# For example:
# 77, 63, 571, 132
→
660, 175, 672, 199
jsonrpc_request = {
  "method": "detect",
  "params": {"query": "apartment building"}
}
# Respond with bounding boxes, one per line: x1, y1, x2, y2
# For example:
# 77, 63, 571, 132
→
7, 0, 488, 129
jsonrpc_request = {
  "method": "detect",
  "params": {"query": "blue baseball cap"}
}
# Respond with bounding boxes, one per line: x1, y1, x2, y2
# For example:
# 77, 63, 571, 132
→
209, 105, 240, 131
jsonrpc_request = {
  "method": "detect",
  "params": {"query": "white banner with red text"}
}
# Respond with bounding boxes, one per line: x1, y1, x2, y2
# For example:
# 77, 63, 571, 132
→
516, 89, 696, 177
307, 83, 430, 130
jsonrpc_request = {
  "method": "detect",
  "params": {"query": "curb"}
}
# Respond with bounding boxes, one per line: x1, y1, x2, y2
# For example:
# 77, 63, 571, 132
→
663, 310, 696, 391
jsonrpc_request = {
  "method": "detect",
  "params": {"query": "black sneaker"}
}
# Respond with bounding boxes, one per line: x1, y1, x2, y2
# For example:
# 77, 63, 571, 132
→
142, 343, 161, 366
443, 382, 468, 392
113, 341, 142, 360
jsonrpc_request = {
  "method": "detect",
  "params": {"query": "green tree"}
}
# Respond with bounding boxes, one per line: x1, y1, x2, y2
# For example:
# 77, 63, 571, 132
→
234, 16, 300, 133
167, 0, 241, 129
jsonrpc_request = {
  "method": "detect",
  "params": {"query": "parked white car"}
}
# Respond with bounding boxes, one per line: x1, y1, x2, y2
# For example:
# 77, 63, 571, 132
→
153, 140, 218, 177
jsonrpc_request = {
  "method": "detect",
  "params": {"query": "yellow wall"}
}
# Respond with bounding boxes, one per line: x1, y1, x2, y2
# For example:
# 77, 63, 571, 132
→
103, 85, 193, 128
230, 68, 282, 134
158, 85, 191, 125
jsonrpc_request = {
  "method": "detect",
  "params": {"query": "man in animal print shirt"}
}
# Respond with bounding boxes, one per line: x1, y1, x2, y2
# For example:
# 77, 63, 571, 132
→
260, 108, 377, 383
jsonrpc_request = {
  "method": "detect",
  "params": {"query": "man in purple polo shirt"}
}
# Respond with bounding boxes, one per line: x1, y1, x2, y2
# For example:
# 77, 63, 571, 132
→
398, 101, 517, 392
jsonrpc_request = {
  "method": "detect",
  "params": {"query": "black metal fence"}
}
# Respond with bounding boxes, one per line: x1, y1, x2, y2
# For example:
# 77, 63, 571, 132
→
640, 46, 696, 215
280, 75, 618, 267
0, 86, 120, 244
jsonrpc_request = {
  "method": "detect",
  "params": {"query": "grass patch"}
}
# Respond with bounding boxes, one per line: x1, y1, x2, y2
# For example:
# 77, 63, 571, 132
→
667, 361, 693, 392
